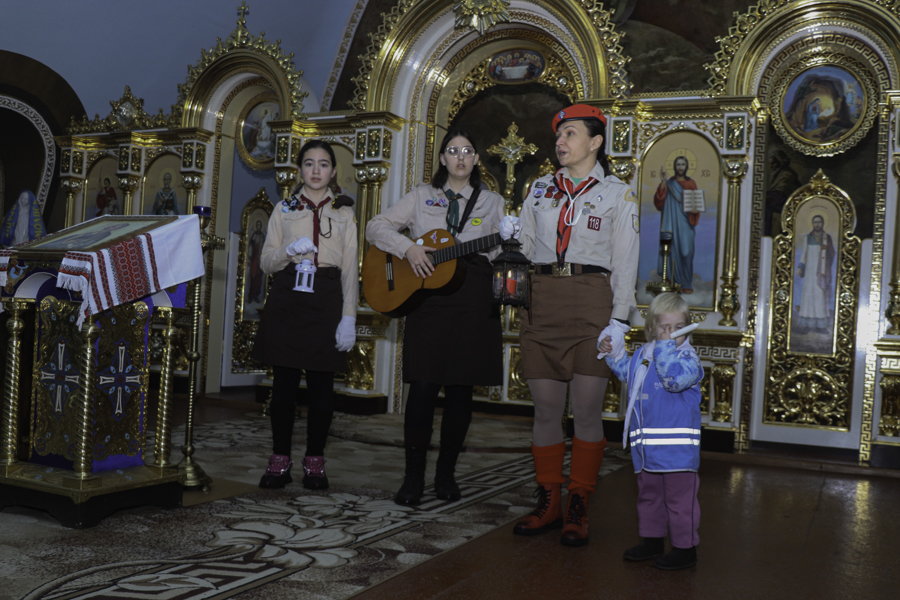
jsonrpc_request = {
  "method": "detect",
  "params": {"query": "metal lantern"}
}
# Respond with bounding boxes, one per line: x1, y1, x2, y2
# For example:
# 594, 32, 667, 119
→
646, 231, 681, 295
294, 259, 316, 293
491, 239, 530, 306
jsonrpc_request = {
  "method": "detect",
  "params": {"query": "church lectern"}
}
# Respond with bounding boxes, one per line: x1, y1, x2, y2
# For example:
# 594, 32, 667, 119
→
0, 215, 204, 527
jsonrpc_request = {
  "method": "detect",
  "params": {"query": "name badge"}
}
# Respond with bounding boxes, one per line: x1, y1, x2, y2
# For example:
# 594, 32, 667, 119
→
587, 216, 602, 231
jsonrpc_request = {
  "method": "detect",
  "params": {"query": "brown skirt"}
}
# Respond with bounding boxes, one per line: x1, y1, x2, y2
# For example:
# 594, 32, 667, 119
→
251, 264, 347, 372
519, 272, 613, 380
403, 256, 503, 386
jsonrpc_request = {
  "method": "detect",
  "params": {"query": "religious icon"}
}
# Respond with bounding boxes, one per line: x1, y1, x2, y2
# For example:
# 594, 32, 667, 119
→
143, 153, 188, 216
0, 189, 45, 247
246, 218, 266, 304
637, 131, 721, 310
488, 49, 545, 83
20, 216, 175, 252
764, 149, 801, 237
789, 201, 840, 355
238, 93, 280, 169
96, 176, 120, 217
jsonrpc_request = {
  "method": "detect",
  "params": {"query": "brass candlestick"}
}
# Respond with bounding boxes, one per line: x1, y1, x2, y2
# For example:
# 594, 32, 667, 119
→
647, 233, 681, 295
178, 208, 224, 490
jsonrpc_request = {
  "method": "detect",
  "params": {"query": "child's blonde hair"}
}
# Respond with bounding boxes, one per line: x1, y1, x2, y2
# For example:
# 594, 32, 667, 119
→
645, 292, 691, 341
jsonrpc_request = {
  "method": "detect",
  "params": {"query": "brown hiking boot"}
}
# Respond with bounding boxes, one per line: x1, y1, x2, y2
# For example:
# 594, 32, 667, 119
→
560, 488, 590, 546
513, 484, 563, 536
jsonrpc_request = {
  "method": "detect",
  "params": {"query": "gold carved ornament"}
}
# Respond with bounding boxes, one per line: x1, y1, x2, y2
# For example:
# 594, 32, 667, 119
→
453, 0, 511, 36
764, 170, 861, 429
68, 86, 169, 134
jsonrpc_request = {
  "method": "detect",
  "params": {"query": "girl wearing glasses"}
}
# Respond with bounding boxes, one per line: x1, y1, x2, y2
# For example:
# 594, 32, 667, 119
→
498, 104, 640, 546
366, 127, 505, 506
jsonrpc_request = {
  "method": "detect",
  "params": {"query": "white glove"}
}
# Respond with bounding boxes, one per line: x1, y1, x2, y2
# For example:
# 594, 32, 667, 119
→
499, 215, 521, 240
335, 315, 356, 352
596, 319, 631, 361
287, 236, 317, 256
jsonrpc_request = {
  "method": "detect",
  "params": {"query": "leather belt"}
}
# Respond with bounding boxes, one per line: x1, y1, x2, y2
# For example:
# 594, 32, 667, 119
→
535, 263, 610, 277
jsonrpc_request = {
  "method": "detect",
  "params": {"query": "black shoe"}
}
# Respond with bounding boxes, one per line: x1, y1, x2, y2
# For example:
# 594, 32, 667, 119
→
434, 444, 463, 501
623, 537, 665, 561
259, 454, 293, 489
301, 456, 329, 490
654, 546, 697, 570
394, 445, 428, 506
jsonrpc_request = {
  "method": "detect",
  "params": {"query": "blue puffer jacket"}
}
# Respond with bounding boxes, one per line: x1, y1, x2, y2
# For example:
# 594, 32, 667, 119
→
606, 339, 704, 473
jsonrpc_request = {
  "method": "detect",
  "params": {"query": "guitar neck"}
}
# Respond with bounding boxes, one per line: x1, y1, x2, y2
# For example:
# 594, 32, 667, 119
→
432, 233, 502, 265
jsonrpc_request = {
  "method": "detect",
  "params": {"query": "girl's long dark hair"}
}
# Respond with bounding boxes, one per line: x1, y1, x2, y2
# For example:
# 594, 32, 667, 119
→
583, 118, 610, 178
430, 127, 482, 190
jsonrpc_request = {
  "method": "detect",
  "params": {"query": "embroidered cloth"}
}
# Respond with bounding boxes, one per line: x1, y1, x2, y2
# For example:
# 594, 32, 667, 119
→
54, 216, 204, 326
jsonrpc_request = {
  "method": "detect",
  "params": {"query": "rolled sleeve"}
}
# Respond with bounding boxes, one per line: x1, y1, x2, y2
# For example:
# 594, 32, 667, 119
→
365, 191, 418, 259
610, 194, 640, 321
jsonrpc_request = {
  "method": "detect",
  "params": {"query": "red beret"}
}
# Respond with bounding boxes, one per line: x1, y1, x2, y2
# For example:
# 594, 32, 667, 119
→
552, 104, 607, 132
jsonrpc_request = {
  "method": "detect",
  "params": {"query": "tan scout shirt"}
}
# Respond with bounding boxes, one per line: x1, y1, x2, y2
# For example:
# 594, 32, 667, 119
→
519, 163, 640, 321
260, 186, 359, 317
366, 183, 506, 260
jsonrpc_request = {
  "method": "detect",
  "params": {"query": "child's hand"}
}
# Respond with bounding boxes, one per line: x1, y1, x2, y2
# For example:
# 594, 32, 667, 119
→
598, 336, 613, 354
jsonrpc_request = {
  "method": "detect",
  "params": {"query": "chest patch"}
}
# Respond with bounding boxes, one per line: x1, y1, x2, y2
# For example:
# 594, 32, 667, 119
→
470, 218, 483, 226
587, 215, 602, 231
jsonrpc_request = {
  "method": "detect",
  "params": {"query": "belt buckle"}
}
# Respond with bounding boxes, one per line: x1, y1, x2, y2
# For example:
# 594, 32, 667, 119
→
551, 263, 572, 277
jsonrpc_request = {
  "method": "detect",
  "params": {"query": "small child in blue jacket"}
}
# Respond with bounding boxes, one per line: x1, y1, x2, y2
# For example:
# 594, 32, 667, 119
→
598, 292, 703, 570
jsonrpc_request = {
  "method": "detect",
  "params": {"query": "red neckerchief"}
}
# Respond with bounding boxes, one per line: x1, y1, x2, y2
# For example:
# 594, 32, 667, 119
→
553, 173, 600, 266
301, 194, 331, 266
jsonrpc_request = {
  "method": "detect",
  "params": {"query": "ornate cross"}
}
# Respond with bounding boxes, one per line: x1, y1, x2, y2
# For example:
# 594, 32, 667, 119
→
40, 342, 80, 415
237, 2, 250, 21
98, 343, 142, 418
487, 122, 538, 213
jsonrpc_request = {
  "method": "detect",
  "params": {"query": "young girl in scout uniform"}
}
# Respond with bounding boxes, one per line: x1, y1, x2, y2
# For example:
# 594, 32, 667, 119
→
499, 104, 640, 545
253, 140, 358, 490
366, 127, 506, 506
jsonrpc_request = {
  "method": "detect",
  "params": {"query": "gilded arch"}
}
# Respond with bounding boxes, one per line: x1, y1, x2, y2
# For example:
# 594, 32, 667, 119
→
351, 0, 631, 113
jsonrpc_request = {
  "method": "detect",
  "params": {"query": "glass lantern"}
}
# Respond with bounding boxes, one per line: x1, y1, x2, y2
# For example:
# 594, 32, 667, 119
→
294, 259, 316, 293
491, 239, 530, 307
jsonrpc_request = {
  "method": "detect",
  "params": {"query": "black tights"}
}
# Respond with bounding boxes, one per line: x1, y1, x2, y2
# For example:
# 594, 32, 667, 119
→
404, 381, 473, 449
270, 365, 334, 457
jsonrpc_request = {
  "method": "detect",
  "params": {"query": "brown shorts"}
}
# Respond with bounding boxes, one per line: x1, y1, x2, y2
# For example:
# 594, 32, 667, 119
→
519, 272, 613, 380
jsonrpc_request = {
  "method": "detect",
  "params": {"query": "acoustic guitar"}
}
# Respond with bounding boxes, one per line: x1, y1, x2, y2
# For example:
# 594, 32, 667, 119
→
362, 228, 501, 317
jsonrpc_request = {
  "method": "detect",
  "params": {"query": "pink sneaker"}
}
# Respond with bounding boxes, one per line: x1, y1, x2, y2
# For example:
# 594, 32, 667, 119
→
302, 456, 329, 490
259, 454, 293, 489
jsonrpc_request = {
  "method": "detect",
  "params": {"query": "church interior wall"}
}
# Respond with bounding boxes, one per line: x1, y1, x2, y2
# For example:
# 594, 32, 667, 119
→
2, 0, 900, 464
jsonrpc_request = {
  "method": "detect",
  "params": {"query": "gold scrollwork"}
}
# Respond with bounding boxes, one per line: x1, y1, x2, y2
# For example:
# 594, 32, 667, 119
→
507, 346, 532, 402
611, 119, 631, 153
764, 171, 861, 429
699, 369, 710, 415
602, 376, 621, 413
345, 341, 375, 390
693, 120, 724, 147
383, 130, 393, 159
879, 374, 900, 436
355, 131, 367, 161
725, 116, 745, 151
453, 0, 511, 36
367, 129, 382, 159
61, 150, 71, 173
710, 363, 736, 422
67, 85, 170, 134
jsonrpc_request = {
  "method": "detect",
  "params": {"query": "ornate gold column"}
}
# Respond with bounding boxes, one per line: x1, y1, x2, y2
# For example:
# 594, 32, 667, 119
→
718, 158, 748, 326
60, 178, 84, 229
275, 167, 298, 201
355, 164, 388, 273
884, 156, 900, 333
182, 174, 204, 213
0, 300, 28, 475
64, 317, 101, 489
151, 307, 180, 471
117, 175, 140, 216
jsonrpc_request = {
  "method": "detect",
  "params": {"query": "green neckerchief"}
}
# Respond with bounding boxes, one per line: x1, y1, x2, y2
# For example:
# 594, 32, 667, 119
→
444, 188, 463, 236
571, 177, 584, 185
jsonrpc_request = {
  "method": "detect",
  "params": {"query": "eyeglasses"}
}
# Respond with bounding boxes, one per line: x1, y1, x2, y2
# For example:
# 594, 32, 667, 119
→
445, 146, 476, 157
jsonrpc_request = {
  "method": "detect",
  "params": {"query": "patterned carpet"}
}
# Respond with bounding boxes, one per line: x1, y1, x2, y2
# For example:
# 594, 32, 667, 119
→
0, 412, 627, 600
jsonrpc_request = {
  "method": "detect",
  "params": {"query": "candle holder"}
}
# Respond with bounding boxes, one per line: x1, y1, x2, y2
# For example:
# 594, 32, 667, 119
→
647, 232, 682, 295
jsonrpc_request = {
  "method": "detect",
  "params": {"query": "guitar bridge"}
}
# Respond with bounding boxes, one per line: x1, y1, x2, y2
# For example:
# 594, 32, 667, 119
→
385, 254, 395, 291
